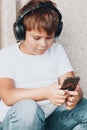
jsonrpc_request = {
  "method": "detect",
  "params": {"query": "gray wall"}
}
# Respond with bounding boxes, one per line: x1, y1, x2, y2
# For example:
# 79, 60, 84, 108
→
55, 0, 87, 96
0, 0, 87, 96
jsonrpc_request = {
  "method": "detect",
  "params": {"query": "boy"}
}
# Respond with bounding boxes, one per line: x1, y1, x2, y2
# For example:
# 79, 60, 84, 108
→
0, 0, 87, 129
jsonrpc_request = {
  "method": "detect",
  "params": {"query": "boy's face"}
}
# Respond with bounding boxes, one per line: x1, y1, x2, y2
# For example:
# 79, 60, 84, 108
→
21, 29, 55, 55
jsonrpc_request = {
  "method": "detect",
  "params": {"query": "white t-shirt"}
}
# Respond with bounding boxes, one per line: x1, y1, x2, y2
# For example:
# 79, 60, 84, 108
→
0, 43, 73, 122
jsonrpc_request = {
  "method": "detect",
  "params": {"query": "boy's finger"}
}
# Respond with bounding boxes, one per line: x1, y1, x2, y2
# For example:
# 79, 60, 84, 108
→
68, 91, 78, 96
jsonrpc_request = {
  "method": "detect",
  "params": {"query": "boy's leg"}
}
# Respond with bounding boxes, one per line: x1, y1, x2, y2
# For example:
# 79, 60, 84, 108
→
45, 98, 87, 130
2, 100, 45, 130
0, 122, 2, 130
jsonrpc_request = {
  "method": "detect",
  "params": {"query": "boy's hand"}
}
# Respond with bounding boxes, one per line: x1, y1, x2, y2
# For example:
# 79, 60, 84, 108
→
47, 83, 68, 106
65, 91, 78, 110
65, 85, 82, 110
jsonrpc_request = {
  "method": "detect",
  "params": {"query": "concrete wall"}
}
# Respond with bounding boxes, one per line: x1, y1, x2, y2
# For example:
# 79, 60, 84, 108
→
55, 0, 87, 96
0, 0, 87, 96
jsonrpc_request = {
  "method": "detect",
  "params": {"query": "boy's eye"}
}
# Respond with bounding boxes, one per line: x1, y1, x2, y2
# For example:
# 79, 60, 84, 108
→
46, 36, 52, 39
33, 37, 40, 40
33, 36, 53, 40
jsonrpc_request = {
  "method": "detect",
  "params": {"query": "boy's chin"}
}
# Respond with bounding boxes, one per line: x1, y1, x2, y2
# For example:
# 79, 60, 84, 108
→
33, 50, 46, 55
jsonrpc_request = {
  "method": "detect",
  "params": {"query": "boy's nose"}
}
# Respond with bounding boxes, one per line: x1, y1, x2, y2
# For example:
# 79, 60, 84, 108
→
39, 40, 47, 48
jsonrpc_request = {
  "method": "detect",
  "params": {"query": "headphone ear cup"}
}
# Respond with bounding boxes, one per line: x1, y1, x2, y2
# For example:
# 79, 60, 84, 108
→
13, 23, 25, 41
55, 21, 63, 38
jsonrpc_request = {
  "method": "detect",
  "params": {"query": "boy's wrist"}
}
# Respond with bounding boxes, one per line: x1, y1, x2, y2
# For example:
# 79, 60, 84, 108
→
43, 86, 49, 99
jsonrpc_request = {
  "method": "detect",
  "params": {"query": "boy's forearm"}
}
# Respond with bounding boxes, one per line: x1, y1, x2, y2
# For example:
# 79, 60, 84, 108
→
2, 87, 49, 106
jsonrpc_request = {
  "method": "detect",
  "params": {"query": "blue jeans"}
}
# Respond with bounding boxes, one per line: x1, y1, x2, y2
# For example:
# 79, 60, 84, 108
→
1, 98, 87, 130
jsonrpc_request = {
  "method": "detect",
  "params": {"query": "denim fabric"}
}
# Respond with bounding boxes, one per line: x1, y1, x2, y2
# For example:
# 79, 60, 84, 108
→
0, 122, 2, 130
1, 100, 45, 130
1, 98, 87, 130
45, 98, 87, 130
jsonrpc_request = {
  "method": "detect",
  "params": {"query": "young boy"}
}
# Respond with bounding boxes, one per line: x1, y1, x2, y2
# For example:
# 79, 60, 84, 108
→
0, 0, 87, 130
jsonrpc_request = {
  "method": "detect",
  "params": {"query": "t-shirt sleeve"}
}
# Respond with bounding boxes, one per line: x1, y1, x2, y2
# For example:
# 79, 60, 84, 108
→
0, 50, 14, 79
56, 44, 73, 77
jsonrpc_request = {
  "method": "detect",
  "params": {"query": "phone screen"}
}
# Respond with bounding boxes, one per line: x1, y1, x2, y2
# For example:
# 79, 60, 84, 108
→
61, 77, 80, 91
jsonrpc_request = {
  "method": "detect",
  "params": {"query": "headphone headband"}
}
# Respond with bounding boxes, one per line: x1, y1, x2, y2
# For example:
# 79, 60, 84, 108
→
16, 3, 62, 24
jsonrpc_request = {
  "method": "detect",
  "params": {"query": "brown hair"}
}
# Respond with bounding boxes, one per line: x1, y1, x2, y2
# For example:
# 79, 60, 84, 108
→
19, 0, 59, 36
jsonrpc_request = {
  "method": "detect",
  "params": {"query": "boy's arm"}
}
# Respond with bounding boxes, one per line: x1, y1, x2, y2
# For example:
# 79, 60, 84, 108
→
0, 78, 48, 106
0, 78, 67, 107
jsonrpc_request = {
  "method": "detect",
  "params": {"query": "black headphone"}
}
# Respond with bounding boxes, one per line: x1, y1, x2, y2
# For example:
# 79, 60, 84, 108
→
13, 2, 63, 41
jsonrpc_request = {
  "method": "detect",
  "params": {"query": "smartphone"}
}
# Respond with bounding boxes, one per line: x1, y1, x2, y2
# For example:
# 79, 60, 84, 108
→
61, 76, 80, 91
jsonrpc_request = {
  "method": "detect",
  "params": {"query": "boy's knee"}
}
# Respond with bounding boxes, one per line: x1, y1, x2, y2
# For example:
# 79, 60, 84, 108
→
11, 99, 45, 124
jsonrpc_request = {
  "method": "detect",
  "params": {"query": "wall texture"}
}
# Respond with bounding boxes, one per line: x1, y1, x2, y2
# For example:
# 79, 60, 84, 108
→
0, 0, 87, 96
